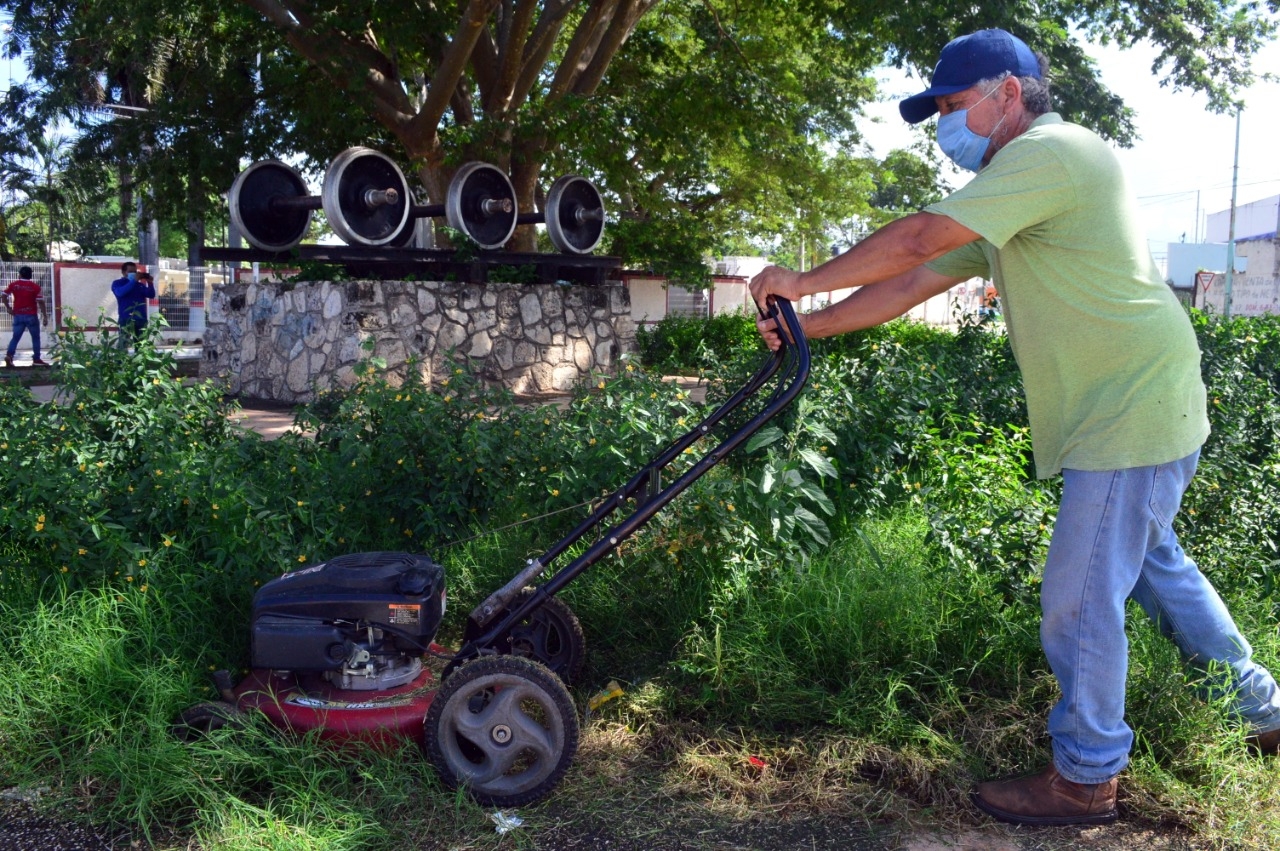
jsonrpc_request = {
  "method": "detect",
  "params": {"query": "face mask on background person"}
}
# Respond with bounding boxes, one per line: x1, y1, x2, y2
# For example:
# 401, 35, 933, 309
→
936, 80, 1007, 172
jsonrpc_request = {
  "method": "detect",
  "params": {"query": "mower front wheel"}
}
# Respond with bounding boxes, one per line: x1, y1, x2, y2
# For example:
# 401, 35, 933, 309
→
426, 655, 578, 807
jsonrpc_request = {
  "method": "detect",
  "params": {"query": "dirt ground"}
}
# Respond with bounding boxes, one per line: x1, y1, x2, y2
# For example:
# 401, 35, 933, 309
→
0, 802, 1212, 851
0, 780, 1216, 851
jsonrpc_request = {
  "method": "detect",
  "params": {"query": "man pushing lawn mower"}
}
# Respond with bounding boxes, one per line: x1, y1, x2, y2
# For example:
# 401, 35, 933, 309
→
751, 27, 1280, 827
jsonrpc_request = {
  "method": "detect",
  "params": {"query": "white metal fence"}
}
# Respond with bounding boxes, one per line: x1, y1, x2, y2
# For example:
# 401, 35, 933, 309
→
0, 261, 54, 336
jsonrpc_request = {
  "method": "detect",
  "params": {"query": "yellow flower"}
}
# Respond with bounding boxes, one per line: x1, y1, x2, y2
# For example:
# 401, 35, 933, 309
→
137, 559, 147, 567
552, 489, 560, 497
60, 566, 69, 573
589, 438, 597, 445
297, 555, 307, 563
726, 504, 735, 512
163, 539, 173, 547
212, 503, 220, 511
78, 548, 87, 556
140, 585, 148, 593
34, 522, 44, 532
297, 500, 305, 507
37, 514, 45, 523
126, 575, 135, 582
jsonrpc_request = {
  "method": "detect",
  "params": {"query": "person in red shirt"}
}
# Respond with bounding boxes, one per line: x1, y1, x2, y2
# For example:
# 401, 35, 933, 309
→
4, 266, 50, 368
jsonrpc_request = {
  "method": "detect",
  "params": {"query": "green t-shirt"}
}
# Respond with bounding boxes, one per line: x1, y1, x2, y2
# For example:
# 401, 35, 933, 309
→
925, 113, 1208, 478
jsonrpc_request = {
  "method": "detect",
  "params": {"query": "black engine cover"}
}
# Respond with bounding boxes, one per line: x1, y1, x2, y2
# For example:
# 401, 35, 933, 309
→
251, 551, 445, 671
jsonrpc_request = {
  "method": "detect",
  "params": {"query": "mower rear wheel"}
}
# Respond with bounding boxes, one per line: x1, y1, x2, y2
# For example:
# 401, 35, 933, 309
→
426, 655, 578, 808
502, 590, 586, 685
171, 701, 247, 742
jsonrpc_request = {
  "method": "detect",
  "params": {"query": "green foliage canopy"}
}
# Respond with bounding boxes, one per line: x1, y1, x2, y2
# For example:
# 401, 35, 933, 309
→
1, 0, 1275, 271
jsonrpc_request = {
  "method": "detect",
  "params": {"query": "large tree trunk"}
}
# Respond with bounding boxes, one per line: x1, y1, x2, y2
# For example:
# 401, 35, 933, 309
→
508, 143, 544, 252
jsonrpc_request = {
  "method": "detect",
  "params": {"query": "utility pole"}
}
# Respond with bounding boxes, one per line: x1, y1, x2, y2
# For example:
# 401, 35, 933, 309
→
1224, 107, 1241, 319
1194, 190, 1200, 243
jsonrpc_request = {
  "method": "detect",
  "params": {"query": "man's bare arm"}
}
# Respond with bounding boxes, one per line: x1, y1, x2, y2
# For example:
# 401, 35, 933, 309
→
803, 266, 970, 339
757, 265, 969, 351
750, 212, 980, 306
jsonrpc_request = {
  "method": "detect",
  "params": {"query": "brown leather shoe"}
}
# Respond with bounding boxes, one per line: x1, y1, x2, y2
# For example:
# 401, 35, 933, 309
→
972, 763, 1118, 826
1245, 726, 1280, 756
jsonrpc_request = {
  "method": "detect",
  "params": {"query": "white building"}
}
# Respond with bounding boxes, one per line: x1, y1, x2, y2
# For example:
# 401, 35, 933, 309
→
1193, 194, 1280, 316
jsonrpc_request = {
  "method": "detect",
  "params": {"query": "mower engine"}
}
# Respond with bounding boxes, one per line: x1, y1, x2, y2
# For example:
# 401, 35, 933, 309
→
250, 552, 445, 691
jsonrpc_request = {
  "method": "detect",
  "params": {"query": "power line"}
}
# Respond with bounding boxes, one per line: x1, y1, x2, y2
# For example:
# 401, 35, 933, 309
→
1137, 177, 1280, 202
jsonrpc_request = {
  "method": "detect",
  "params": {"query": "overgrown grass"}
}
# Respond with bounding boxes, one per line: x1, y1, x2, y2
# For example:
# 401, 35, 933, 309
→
4, 310, 1280, 848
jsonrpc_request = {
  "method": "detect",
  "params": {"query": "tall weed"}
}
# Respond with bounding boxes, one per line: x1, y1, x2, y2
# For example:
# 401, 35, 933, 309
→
4, 308, 1280, 847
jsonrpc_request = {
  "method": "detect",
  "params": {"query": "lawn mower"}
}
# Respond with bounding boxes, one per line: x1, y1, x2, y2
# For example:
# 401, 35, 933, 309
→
175, 297, 810, 808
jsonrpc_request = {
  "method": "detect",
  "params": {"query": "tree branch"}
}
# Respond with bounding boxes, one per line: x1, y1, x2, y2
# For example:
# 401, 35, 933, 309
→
511, 0, 578, 108
239, 0, 415, 129
484, 0, 539, 115
574, 0, 657, 95
408, 0, 502, 148
548, 0, 614, 99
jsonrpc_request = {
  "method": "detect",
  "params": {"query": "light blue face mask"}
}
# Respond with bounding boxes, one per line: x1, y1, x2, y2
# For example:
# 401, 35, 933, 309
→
936, 81, 1007, 172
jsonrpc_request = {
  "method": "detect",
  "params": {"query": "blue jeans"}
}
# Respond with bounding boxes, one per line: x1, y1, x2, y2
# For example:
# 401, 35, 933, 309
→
1042, 449, 1280, 784
6, 314, 41, 359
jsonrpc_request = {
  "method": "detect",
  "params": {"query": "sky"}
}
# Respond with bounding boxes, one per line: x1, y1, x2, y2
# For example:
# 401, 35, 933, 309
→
859, 36, 1280, 260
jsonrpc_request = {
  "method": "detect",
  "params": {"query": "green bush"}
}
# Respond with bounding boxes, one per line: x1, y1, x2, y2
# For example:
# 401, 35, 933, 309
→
635, 310, 759, 374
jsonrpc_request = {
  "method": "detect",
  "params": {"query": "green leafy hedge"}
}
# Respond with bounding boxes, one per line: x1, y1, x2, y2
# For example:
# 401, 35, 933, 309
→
4, 309, 1280, 845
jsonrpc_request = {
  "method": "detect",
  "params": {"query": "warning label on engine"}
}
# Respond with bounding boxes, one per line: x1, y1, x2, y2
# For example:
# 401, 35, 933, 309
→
388, 603, 421, 626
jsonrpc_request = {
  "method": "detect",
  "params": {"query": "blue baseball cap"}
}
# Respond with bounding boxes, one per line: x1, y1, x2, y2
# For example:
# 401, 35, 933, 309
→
899, 29, 1042, 124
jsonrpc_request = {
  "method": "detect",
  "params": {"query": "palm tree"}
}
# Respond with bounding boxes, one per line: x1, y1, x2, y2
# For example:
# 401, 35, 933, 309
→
1, 131, 89, 260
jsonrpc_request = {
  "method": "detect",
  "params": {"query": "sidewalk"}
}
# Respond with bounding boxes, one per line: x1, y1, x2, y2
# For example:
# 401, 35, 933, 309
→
20, 381, 305, 440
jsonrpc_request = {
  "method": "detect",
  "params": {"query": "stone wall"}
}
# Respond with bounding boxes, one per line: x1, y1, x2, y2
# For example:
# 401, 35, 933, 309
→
201, 279, 635, 403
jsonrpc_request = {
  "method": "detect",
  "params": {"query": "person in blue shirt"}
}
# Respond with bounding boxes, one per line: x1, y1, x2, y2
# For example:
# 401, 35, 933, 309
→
110, 261, 155, 345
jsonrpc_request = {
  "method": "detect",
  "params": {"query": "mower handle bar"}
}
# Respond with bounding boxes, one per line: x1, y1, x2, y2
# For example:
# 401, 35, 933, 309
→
454, 297, 809, 666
